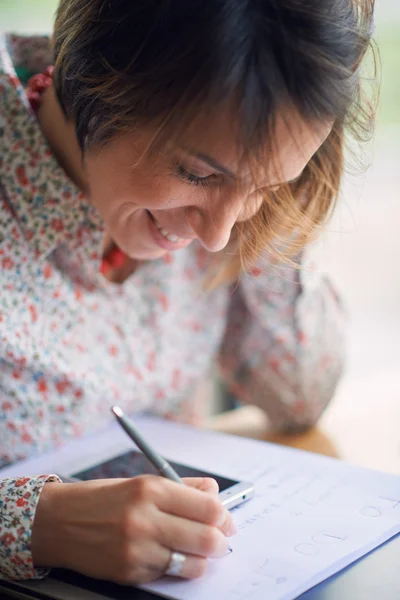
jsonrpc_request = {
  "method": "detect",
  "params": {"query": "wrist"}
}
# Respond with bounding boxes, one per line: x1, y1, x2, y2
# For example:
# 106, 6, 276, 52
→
31, 481, 67, 569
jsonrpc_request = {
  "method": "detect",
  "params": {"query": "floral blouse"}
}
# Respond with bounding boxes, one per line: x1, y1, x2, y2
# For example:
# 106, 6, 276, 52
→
0, 34, 346, 580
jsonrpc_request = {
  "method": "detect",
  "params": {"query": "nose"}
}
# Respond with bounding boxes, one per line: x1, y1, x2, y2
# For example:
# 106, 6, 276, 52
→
186, 189, 262, 252
186, 201, 241, 253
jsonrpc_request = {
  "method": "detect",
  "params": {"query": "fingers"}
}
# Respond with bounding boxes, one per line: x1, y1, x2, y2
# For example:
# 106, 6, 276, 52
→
154, 478, 235, 536
172, 554, 207, 579
157, 512, 230, 559
164, 554, 207, 579
160, 551, 207, 580
117, 543, 207, 583
182, 477, 219, 495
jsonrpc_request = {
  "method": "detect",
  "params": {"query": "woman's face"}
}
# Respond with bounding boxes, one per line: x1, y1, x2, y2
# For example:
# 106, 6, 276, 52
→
84, 107, 332, 261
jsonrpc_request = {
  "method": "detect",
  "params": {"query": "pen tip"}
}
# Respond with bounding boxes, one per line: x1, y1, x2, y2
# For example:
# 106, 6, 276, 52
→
111, 405, 123, 418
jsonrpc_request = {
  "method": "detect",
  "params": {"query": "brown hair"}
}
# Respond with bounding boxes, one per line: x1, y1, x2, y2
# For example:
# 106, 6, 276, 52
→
53, 0, 377, 282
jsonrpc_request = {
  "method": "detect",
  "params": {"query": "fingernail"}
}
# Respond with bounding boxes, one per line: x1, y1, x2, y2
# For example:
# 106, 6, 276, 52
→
216, 509, 231, 529
227, 520, 237, 537
217, 511, 237, 537
211, 536, 230, 559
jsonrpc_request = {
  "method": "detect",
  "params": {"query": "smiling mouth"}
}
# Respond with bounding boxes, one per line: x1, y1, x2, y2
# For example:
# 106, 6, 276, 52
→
146, 210, 193, 244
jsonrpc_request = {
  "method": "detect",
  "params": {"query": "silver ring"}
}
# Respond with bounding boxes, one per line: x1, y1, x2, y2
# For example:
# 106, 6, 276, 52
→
165, 551, 186, 577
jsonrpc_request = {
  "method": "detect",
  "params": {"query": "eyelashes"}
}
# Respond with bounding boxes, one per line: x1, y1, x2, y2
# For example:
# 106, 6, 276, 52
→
173, 162, 215, 187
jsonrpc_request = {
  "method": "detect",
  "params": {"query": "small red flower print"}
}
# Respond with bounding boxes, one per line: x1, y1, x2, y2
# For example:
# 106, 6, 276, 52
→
23, 491, 31, 499
171, 369, 181, 390
0, 312, 3, 323
16, 165, 29, 187
250, 267, 262, 278
56, 379, 70, 394
12, 370, 22, 379
111, 385, 121, 400
43, 264, 53, 278
11, 226, 20, 239
2, 257, 14, 270
126, 366, 143, 380
72, 423, 83, 437
113, 324, 124, 338
2, 532, 16, 546
14, 477, 30, 488
109, 345, 118, 357
156, 389, 165, 400
185, 267, 195, 280
11, 555, 25, 566
51, 218, 64, 232
29, 304, 38, 323
297, 330, 307, 345
269, 357, 280, 372
16, 497, 28, 508
74, 388, 83, 400
15, 356, 27, 368
22, 432, 33, 444
38, 378, 48, 395
2, 401, 12, 411
147, 351, 156, 371
159, 293, 169, 311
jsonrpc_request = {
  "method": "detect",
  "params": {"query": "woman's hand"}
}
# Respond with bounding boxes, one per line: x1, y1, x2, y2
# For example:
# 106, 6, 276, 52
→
32, 476, 236, 584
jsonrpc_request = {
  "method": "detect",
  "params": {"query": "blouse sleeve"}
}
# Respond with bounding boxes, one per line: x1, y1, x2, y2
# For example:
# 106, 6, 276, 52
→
217, 248, 346, 431
0, 475, 61, 580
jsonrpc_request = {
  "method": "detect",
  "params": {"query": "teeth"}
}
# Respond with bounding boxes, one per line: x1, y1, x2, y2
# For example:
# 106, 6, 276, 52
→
157, 224, 185, 244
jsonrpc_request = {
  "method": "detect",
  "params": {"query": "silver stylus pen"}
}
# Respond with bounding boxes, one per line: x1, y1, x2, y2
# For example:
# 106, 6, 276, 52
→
111, 405, 183, 484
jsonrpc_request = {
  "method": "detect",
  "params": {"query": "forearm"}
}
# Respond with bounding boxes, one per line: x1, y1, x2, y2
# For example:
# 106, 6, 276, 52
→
219, 259, 346, 431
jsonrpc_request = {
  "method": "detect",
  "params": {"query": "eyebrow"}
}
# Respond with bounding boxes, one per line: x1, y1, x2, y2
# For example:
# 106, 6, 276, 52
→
187, 151, 237, 180
187, 149, 304, 187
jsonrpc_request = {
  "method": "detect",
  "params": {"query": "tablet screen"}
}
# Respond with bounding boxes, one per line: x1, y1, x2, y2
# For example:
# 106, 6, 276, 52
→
72, 449, 238, 492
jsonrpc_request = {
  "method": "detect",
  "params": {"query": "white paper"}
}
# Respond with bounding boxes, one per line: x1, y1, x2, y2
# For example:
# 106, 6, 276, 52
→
1, 414, 399, 600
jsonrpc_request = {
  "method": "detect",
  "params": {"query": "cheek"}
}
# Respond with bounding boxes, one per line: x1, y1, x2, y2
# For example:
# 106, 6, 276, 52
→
85, 146, 200, 219
85, 160, 161, 218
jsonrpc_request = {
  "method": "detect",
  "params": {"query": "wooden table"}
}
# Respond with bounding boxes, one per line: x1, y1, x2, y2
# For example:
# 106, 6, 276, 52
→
206, 367, 400, 475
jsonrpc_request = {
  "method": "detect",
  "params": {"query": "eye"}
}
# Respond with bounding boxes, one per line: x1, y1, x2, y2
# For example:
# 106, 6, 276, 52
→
173, 163, 214, 187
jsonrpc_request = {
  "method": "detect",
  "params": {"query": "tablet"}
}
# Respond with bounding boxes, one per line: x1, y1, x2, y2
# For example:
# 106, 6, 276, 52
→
72, 449, 254, 510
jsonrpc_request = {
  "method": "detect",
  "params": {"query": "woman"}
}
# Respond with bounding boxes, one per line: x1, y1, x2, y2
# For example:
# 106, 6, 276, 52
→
0, 0, 375, 586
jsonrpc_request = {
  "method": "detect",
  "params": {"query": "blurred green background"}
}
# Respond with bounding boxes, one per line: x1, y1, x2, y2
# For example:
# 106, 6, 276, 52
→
0, 0, 399, 128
